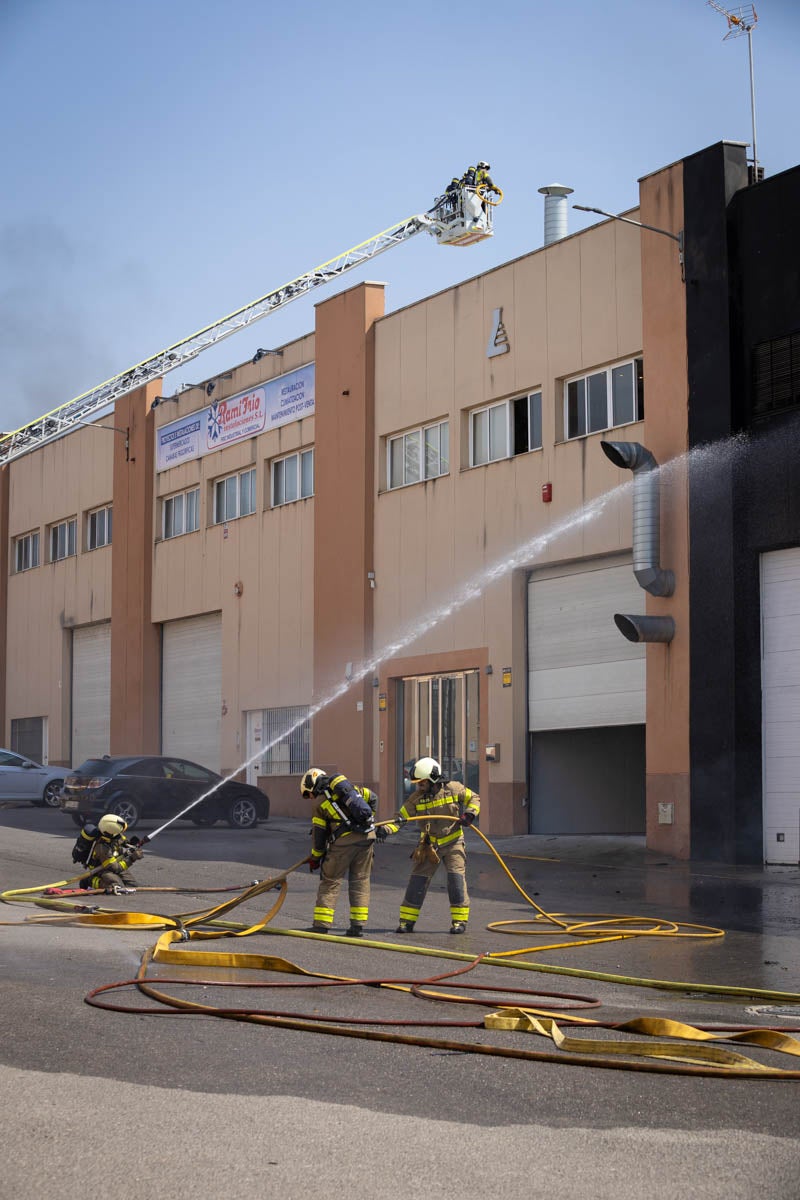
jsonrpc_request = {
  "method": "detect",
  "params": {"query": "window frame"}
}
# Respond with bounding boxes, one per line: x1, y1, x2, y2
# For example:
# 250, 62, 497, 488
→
468, 392, 542, 467
87, 504, 113, 551
13, 530, 40, 573
49, 518, 77, 563
163, 487, 200, 540
387, 419, 449, 490
563, 357, 644, 442
213, 468, 257, 524
271, 448, 315, 507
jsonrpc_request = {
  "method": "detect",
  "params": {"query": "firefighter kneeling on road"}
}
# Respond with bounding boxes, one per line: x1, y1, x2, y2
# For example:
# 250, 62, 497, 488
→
375, 756, 480, 935
302, 768, 378, 937
71, 814, 144, 894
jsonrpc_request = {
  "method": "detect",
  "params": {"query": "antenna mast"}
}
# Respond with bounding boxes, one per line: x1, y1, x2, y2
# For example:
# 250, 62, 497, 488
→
707, 2, 760, 181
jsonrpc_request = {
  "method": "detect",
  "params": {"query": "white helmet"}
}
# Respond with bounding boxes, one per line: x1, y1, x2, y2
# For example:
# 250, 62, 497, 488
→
477, 160, 490, 171
98, 814, 128, 837
300, 767, 328, 798
410, 757, 442, 785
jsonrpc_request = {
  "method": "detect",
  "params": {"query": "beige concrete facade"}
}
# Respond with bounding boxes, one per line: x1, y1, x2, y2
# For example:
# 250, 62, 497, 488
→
0, 184, 688, 847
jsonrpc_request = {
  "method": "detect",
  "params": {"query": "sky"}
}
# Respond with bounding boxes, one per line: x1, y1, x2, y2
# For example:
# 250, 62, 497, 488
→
1, 0, 797, 433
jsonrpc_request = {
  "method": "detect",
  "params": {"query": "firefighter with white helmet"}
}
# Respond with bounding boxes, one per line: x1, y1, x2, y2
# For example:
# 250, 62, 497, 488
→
71, 813, 144, 894
301, 767, 378, 937
375, 756, 480, 935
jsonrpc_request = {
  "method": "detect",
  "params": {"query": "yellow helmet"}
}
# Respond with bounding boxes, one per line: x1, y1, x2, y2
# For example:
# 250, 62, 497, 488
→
300, 768, 328, 799
98, 813, 128, 837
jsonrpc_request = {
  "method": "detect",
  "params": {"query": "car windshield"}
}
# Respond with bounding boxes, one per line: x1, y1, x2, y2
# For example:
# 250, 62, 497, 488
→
73, 759, 117, 777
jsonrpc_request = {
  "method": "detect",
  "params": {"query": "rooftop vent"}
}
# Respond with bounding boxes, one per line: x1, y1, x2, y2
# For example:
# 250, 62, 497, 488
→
538, 184, 574, 246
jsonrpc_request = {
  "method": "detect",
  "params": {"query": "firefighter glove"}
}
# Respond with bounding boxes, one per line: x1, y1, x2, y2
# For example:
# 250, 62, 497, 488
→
308, 856, 321, 872
375, 826, 389, 842
460, 811, 476, 827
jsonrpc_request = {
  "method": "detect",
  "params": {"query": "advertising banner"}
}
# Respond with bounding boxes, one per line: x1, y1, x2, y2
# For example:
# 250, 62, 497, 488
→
156, 363, 315, 472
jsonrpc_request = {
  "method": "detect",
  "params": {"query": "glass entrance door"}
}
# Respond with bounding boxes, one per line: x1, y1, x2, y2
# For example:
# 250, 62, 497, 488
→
398, 670, 479, 803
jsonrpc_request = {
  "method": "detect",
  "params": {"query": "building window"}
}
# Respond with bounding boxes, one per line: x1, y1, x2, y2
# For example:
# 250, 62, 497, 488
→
11, 716, 46, 763
272, 449, 314, 507
163, 488, 200, 539
14, 531, 39, 573
214, 468, 256, 524
752, 331, 800, 421
388, 420, 449, 489
469, 394, 542, 466
257, 706, 311, 775
564, 357, 643, 440
49, 518, 77, 562
87, 505, 113, 550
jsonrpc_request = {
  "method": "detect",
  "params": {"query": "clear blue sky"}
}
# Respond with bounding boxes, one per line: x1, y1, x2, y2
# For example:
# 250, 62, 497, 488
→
1, 0, 797, 431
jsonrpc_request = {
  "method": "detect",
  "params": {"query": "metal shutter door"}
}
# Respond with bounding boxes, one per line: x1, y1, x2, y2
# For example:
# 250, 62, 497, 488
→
162, 613, 222, 773
761, 548, 800, 864
72, 624, 111, 767
528, 560, 646, 731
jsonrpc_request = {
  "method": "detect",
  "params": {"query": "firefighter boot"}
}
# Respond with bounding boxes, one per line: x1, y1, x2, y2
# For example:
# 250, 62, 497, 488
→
449, 921, 467, 935
396, 921, 416, 933
345, 923, 364, 938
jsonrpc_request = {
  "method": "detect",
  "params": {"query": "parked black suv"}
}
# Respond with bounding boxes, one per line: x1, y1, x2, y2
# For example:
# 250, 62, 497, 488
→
59, 755, 270, 831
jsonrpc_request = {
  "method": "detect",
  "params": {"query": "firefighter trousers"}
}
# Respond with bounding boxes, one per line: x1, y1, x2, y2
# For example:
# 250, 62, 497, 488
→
398, 841, 469, 927
313, 836, 374, 928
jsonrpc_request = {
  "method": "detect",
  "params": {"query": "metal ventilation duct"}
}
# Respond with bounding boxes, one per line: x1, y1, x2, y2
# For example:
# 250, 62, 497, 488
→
601, 440, 675, 598
538, 184, 574, 246
614, 614, 676, 643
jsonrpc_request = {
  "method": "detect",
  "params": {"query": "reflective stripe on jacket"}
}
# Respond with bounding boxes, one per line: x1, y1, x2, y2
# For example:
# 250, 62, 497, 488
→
383, 781, 480, 849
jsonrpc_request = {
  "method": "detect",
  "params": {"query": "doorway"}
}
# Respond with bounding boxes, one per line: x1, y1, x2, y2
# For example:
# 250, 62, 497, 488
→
397, 670, 480, 803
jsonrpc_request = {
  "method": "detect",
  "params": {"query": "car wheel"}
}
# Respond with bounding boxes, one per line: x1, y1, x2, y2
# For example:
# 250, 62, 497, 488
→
43, 779, 64, 808
108, 795, 142, 830
225, 793, 259, 830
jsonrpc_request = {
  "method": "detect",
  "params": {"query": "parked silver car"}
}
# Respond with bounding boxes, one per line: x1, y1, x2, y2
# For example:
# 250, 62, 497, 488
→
0, 749, 65, 808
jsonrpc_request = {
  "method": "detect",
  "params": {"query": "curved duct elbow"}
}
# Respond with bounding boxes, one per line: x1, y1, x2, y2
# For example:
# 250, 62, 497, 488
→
614, 614, 676, 644
601, 440, 675, 598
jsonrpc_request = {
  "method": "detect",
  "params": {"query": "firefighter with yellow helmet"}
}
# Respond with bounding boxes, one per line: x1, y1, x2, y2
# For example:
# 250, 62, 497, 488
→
301, 767, 378, 937
71, 813, 144, 893
375, 756, 480, 934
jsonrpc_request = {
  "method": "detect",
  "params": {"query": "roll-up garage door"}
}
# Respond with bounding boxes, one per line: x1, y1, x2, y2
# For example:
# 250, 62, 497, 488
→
162, 613, 222, 773
72, 623, 111, 767
528, 558, 645, 731
527, 557, 646, 834
761, 548, 800, 865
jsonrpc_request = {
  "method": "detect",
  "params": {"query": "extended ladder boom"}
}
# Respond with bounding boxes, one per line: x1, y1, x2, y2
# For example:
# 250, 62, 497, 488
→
1, 181, 500, 467
0, 212, 433, 466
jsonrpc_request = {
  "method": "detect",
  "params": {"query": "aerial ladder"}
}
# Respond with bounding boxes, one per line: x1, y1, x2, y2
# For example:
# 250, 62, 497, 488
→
0, 182, 502, 467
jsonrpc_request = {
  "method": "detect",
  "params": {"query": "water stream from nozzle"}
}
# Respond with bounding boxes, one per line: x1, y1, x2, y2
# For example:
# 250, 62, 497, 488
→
146, 477, 638, 840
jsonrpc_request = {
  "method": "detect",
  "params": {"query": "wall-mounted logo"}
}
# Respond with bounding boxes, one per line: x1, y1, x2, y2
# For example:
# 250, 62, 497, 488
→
487, 307, 510, 358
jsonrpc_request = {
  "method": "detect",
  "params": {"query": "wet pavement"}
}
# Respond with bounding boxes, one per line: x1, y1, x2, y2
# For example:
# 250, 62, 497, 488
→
2, 807, 800, 1199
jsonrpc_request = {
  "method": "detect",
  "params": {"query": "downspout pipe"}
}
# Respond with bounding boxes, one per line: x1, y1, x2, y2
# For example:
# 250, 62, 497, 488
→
600, 440, 675, 598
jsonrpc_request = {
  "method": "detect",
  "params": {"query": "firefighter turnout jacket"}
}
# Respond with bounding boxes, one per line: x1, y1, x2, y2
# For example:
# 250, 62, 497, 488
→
71, 825, 143, 890
310, 776, 377, 863
382, 780, 480, 850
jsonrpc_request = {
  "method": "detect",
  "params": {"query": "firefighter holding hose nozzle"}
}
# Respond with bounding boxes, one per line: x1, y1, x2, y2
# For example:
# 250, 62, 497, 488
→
71, 813, 144, 894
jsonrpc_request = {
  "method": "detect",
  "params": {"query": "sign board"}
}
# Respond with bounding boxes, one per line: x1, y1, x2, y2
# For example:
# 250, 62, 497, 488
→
156, 363, 315, 471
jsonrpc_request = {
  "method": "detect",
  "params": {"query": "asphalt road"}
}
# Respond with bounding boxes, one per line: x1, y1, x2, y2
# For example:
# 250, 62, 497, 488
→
1, 805, 799, 1200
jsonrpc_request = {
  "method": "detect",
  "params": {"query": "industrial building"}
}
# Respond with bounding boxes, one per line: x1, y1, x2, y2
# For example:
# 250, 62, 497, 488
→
2, 139, 798, 864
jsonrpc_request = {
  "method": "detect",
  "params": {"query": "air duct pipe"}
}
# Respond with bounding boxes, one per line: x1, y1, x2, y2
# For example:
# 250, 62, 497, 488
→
538, 184, 574, 246
614, 614, 675, 644
600, 440, 675, 598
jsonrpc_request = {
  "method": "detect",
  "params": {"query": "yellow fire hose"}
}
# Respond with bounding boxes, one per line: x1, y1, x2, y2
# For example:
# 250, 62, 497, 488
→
3, 821, 800, 1078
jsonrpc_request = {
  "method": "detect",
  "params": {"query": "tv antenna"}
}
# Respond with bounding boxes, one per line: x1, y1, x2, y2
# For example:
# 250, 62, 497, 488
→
707, 3, 760, 181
